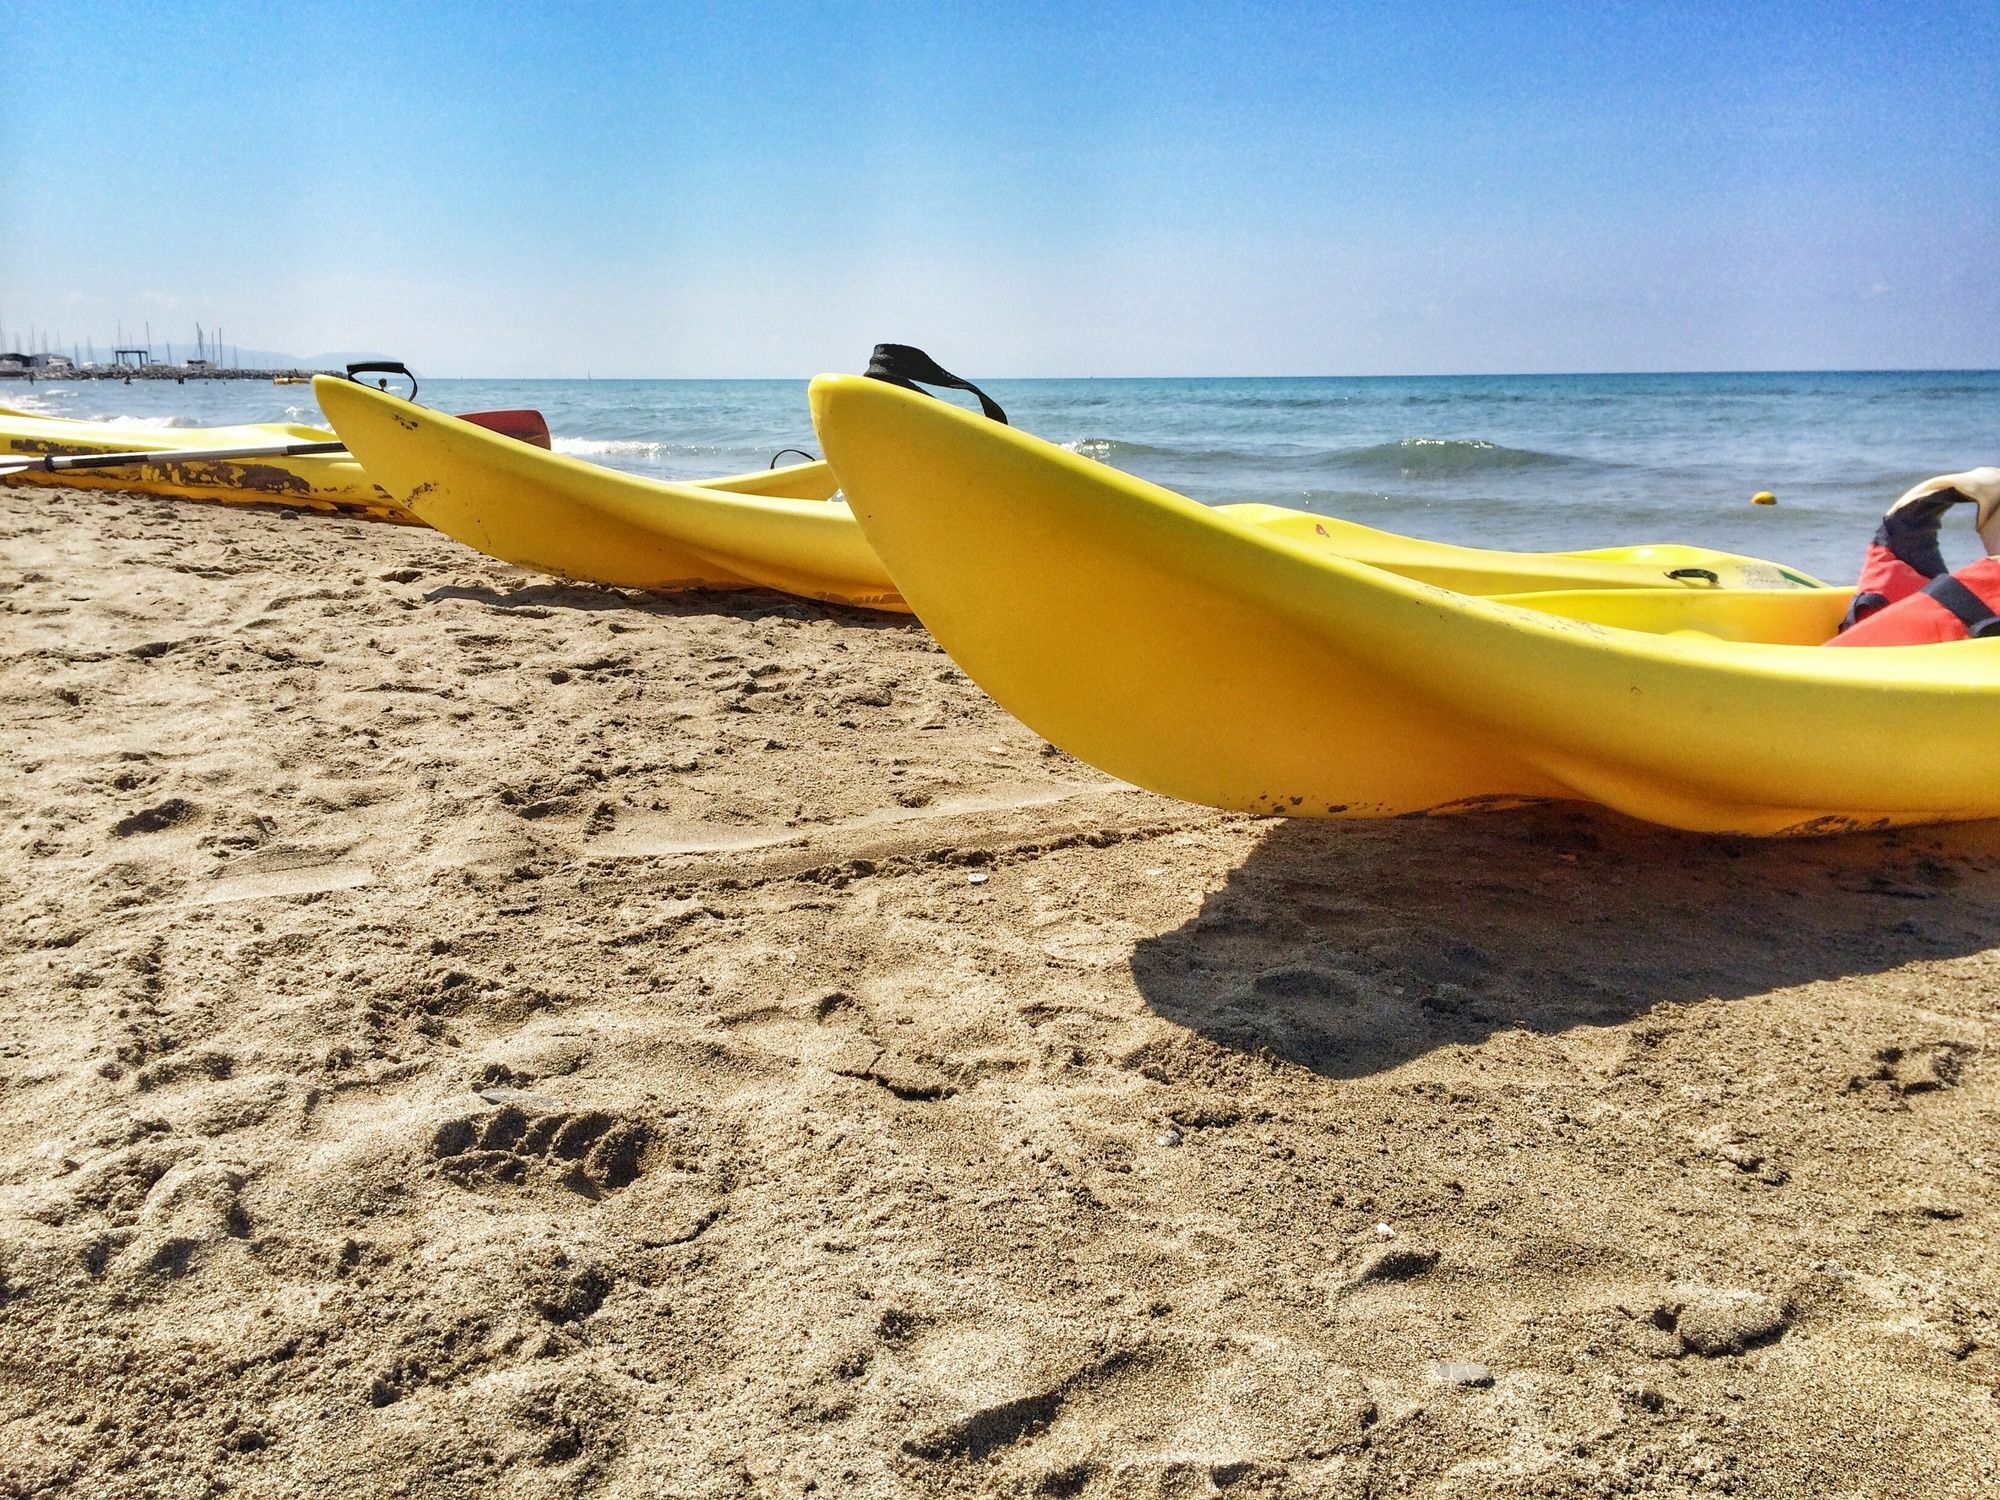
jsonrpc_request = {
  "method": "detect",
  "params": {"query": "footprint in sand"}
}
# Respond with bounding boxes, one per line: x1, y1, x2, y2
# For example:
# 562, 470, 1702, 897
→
1848, 1040, 1971, 1103
430, 1105, 648, 1198
112, 798, 198, 837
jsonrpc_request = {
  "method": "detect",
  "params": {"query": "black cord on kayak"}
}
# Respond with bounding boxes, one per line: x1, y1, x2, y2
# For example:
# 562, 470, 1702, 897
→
345, 361, 419, 402
863, 345, 1007, 424
769, 448, 818, 468
1667, 568, 1721, 585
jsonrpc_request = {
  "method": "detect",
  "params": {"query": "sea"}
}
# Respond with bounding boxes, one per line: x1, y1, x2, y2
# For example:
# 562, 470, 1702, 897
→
8, 370, 1997, 583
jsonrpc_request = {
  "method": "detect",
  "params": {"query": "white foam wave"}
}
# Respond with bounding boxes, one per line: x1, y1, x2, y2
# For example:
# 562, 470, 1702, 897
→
85, 413, 198, 429
553, 436, 669, 459
1063, 438, 1116, 457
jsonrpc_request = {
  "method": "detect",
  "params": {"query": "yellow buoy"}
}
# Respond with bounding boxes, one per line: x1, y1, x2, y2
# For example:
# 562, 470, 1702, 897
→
1752, 491, 1777, 506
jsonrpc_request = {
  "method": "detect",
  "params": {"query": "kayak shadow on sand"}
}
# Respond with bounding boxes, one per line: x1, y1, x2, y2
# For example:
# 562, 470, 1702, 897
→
423, 580, 912, 630
1126, 804, 2000, 1081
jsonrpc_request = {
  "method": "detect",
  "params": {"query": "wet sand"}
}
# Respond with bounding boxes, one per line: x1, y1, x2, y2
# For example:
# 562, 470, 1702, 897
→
1, 483, 1996, 1497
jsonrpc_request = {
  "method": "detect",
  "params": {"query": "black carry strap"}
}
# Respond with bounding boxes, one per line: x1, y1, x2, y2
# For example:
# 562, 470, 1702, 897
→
1875, 503, 1951, 579
863, 344, 1007, 424
1842, 591, 1889, 630
1920, 573, 2000, 638
346, 361, 418, 401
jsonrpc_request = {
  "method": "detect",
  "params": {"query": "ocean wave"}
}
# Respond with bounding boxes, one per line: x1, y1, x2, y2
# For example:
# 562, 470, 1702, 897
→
1187, 393, 1357, 412
84, 413, 197, 429
1065, 435, 1311, 466
553, 436, 671, 460
552, 435, 785, 472
1906, 383, 2000, 399
1322, 437, 1582, 477
1065, 436, 1179, 460
1065, 433, 1587, 477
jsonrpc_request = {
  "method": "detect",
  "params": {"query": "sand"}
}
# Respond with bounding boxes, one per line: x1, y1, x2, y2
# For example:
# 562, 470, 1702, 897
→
1, 482, 1996, 1499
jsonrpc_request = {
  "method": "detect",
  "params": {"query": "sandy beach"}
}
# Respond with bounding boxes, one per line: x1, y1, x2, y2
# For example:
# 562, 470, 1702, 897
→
2, 482, 1996, 1498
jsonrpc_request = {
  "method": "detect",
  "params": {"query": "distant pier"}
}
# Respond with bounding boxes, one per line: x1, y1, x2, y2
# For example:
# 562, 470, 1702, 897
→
0, 366, 333, 383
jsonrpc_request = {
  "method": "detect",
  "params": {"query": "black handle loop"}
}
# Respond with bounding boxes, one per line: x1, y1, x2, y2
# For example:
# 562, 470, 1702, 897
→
769, 447, 818, 468
1666, 567, 1721, 586
345, 361, 418, 401
863, 344, 1007, 424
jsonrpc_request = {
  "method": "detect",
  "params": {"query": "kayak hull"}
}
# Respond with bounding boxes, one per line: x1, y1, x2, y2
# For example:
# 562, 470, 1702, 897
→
313, 378, 909, 611
0, 405, 405, 520
811, 372, 1999, 837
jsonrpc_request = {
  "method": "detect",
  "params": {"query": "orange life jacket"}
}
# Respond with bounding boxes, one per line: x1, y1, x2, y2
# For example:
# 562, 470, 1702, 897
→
1832, 468, 2000, 645
1830, 555, 2000, 647
1843, 513, 1948, 628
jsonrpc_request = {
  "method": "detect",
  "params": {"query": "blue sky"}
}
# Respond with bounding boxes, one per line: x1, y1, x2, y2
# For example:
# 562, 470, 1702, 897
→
3, 1, 1995, 376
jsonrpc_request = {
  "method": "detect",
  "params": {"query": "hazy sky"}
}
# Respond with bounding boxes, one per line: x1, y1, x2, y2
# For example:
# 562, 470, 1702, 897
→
4, 1, 1996, 376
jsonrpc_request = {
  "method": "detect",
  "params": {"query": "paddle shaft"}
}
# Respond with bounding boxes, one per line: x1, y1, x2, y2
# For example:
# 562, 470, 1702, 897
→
1, 440, 343, 477
0, 407, 553, 477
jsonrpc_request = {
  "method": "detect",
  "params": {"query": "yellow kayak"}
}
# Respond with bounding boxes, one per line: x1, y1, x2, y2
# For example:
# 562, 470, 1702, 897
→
313, 376, 909, 611
810, 372, 2000, 837
1211, 504, 1822, 593
314, 376, 1819, 614
0, 403, 405, 520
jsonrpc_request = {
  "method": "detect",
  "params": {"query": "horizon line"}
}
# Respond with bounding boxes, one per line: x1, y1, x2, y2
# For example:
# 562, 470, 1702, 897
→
409, 365, 2000, 382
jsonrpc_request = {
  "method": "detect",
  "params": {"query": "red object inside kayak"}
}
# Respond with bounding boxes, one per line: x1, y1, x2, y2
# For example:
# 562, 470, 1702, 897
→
456, 409, 552, 450
1829, 556, 2000, 646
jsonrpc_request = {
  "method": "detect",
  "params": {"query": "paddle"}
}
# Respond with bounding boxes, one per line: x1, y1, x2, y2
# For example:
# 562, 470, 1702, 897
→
0, 406, 552, 478
2, 439, 346, 477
